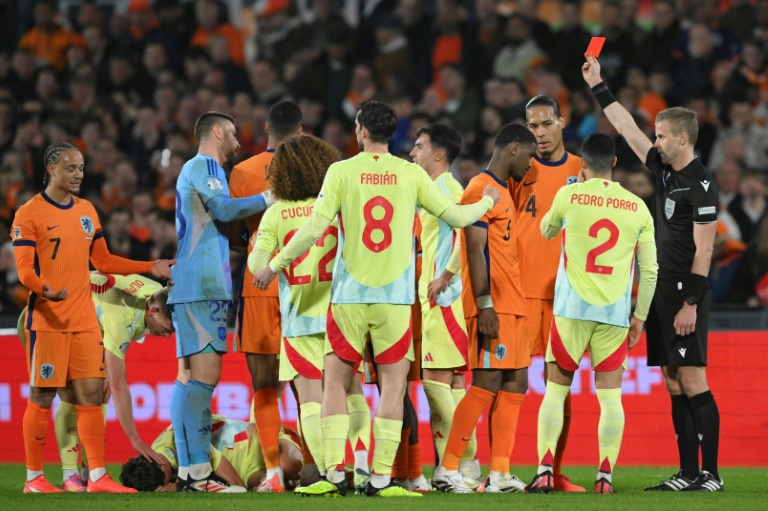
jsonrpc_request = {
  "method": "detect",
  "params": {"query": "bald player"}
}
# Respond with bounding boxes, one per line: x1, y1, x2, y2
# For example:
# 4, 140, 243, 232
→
510, 95, 583, 492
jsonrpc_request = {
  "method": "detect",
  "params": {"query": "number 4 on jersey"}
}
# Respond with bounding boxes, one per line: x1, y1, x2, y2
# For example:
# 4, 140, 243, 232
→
525, 195, 537, 217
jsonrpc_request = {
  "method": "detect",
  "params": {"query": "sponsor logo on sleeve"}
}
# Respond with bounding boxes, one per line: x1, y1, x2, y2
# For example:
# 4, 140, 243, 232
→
698, 206, 716, 215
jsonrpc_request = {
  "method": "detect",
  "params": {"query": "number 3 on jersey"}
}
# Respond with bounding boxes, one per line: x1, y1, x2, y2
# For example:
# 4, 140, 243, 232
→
362, 196, 393, 252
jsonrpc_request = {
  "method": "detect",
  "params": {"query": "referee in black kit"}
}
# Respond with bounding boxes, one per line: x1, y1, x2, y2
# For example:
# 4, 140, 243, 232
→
582, 55, 723, 492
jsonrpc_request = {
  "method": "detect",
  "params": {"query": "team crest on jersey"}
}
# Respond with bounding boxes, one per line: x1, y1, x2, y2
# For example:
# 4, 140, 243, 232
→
495, 345, 507, 361
40, 363, 54, 380
80, 216, 94, 235
567, 176, 578, 185
13, 226, 21, 239
207, 177, 224, 190
664, 198, 676, 220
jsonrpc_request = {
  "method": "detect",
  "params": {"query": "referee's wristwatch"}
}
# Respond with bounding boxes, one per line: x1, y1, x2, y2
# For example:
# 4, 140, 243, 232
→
684, 295, 698, 307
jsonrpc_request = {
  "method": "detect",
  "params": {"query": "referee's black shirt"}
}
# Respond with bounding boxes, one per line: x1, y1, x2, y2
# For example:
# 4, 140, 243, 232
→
645, 147, 719, 277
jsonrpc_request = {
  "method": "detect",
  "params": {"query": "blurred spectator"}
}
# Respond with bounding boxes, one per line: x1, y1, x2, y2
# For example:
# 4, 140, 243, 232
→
395, 0, 432, 86
551, 0, 592, 92
341, 63, 377, 122
635, 0, 680, 73
710, 97, 768, 171
373, 16, 414, 92
436, 64, 481, 132
717, 159, 744, 209
18, 0, 86, 70
492, 13, 546, 83
247, 59, 286, 106
103, 206, 151, 260
728, 216, 768, 305
247, 0, 305, 71
723, 0, 756, 42
102, 159, 139, 212
625, 170, 655, 210
683, 94, 718, 166
147, 208, 177, 260
597, 0, 635, 88
516, 0, 554, 56
0, 238, 25, 312
620, 0, 647, 46
191, 0, 244, 67
729, 170, 768, 245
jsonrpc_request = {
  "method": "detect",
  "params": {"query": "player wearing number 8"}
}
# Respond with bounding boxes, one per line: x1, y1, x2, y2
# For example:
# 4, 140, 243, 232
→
254, 99, 499, 497
525, 134, 658, 494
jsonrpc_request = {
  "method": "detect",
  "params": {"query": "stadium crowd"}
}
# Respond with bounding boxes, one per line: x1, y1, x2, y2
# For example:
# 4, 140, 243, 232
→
1, 0, 767, 317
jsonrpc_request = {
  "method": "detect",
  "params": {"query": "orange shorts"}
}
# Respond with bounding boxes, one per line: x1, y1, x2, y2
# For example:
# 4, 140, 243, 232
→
235, 296, 281, 355
467, 314, 531, 370
25, 328, 104, 387
524, 298, 554, 356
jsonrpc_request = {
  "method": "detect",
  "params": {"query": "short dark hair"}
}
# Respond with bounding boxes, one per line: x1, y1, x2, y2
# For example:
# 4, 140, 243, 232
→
268, 100, 303, 140
525, 95, 562, 118
357, 99, 398, 143
194, 111, 236, 143
581, 134, 615, 175
149, 286, 172, 324
120, 456, 166, 491
415, 123, 462, 164
495, 122, 536, 148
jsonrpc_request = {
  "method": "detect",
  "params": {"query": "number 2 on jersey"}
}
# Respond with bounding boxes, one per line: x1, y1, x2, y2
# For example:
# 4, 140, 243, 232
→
585, 219, 619, 275
362, 196, 393, 252
282, 226, 337, 285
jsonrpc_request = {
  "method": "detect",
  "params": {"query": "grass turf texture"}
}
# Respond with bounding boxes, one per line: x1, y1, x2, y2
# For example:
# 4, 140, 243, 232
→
1, 464, 765, 510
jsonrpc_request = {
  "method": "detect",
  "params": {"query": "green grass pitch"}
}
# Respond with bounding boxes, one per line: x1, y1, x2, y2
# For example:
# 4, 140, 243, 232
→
1, 464, 765, 510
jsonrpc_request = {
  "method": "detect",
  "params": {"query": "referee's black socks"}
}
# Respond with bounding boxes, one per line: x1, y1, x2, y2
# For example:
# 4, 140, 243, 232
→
689, 391, 720, 479
671, 394, 700, 479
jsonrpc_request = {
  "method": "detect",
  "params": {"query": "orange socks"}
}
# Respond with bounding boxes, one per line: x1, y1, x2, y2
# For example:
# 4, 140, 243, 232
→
23, 401, 49, 472
408, 444, 422, 480
253, 388, 282, 470
489, 391, 524, 474
553, 392, 572, 476
391, 427, 409, 481
442, 386, 495, 471
76, 405, 105, 471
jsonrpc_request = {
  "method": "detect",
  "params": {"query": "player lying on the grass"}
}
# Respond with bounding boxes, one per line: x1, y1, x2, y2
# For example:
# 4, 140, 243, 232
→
409, 124, 482, 489
120, 414, 303, 492
17, 272, 175, 491
248, 134, 370, 490
525, 134, 658, 495
432, 123, 536, 494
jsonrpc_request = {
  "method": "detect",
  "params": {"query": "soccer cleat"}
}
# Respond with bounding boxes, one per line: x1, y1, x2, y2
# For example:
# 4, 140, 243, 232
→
484, 473, 526, 493
23, 475, 65, 493
353, 468, 370, 494
594, 477, 616, 494
295, 478, 347, 497
363, 480, 423, 497
403, 475, 430, 493
643, 470, 694, 491
256, 472, 285, 493
431, 466, 474, 494
87, 474, 138, 493
554, 474, 586, 492
680, 471, 724, 492
185, 472, 246, 493
175, 475, 188, 492
475, 477, 487, 493
525, 470, 554, 494
63, 474, 87, 492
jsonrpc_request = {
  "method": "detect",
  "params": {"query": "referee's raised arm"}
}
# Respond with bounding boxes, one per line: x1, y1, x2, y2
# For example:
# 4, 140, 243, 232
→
582, 55, 653, 162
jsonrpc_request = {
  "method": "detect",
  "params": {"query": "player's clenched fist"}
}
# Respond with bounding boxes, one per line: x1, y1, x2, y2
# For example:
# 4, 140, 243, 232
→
482, 184, 501, 206
254, 266, 278, 290
581, 55, 602, 88
478, 307, 499, 339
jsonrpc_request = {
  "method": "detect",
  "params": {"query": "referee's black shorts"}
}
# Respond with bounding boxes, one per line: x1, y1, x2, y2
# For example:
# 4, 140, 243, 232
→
646, 277, 710, 367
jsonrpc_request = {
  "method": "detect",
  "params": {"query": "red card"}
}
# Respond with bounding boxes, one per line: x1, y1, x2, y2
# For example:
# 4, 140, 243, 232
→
584, 36, 606, 58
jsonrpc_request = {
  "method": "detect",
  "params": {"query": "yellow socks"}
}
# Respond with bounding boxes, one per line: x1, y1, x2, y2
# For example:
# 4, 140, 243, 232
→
596, 388, 624, 478
423, 380, 455, 461
299, 402, 324, 472
371, 417, 402, 477
537, 381, 569, 467
321, 414, 349, 476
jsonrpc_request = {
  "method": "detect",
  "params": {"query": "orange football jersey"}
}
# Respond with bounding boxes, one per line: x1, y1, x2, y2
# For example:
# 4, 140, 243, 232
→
460, 171, 525, 318
508, 152, 581, 299
11, 193, 103, 332
230, 150, 277, 298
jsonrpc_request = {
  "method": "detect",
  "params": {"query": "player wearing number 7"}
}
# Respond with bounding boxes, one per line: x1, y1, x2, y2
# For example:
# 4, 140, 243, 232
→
525, 134, 657, 494
254, 99, 499, 497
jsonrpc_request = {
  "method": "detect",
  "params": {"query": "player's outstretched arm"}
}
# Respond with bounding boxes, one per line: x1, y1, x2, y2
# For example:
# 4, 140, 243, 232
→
90, 236, 175, 280
436, 185, 499, 228
582, 55, 653, 162
106, 349, 167, 466
465, 225, 499, 339
206, 190, 276, 223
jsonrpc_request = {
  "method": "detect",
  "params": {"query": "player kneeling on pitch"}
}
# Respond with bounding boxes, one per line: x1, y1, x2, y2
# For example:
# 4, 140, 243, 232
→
525, 135, 658, 494
120, 415, 302, 492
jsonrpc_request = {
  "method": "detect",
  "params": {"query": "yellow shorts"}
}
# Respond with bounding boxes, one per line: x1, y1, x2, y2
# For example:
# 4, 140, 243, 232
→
26, 328, 104, 387
546, 316, 629, 372
524, 298, 554, 356
326, 303, 413, 365
235, 296, 281, 355
279, 334, 325, 381
421, 301, 469, 371
467, 314, 530, 370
